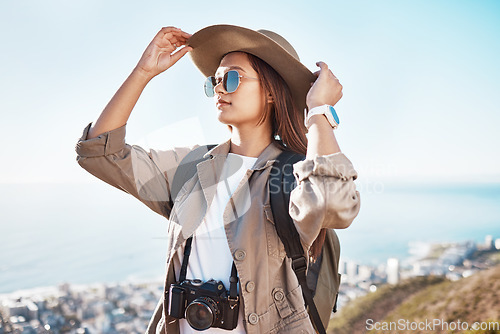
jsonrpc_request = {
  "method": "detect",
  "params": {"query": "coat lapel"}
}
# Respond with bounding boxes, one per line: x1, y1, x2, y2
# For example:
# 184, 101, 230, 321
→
196, 139, 231, 210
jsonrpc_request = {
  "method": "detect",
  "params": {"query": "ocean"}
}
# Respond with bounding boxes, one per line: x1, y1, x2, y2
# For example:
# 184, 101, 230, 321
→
1, 182, 499, 294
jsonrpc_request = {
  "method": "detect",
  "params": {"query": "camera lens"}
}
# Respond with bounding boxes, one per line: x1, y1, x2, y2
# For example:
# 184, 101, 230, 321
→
191, 279, 203, 286
185, 297, 219, 330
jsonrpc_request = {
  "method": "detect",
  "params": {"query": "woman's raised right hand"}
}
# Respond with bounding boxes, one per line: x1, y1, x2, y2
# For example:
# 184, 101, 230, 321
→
134, 27, 192, 80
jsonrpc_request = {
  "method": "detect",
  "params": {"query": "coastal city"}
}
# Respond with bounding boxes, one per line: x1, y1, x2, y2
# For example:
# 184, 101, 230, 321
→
1, 235, 499, 333
336, 235, 500, 310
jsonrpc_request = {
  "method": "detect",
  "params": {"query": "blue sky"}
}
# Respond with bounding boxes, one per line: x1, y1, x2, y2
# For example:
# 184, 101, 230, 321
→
1, 0, 499, 185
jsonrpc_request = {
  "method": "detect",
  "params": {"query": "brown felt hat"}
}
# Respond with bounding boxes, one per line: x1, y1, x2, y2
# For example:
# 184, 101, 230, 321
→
188, 24, 316, 113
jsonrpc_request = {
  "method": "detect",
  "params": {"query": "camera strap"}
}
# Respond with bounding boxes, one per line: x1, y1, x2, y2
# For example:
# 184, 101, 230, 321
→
228, 263, 239, 308
179, 236, 193, 282
179, 236, 239, 304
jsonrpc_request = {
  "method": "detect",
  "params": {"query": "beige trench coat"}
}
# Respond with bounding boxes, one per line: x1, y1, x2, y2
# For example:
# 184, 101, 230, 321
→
75, 122, 361, 333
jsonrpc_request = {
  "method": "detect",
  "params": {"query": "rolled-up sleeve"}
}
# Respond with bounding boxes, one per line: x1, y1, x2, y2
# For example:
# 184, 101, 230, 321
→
289, 152, 361, 248
75, 122, 197, 219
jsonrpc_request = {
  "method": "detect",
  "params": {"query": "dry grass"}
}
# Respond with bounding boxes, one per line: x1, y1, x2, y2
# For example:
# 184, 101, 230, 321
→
328, 265, 500, 334
328, 276, 444, 334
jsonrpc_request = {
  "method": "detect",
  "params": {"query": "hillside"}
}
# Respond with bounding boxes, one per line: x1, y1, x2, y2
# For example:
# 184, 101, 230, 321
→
328, 265, 500, 334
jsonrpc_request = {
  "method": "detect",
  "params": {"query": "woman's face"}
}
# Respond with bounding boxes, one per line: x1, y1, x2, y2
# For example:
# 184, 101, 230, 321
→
213, 52, 267, 128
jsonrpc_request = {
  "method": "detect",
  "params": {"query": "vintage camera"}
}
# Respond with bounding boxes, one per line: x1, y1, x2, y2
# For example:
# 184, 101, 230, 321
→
168, 278, 239, 330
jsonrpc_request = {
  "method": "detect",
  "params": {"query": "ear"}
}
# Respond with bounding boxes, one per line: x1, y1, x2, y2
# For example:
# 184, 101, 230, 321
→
267, 93, 274, 103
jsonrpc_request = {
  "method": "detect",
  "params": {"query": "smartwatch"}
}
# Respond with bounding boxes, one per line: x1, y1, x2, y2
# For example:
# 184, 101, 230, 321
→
304, 105, 340, 129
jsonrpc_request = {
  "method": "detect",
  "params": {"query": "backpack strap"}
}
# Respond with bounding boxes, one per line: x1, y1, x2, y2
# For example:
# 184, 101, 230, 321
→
269, 150, 305, 258
313, 229, 341, 326
168, 144, 217, 208
269, 150, 327, 334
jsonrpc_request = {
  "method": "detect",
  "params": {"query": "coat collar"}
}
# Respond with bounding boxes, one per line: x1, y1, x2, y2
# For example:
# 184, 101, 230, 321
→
188, 138, 284, 233
203, 138, 285, 170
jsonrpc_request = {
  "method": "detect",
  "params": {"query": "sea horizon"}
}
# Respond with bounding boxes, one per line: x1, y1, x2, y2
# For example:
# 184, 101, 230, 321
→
1, 181, 499, 294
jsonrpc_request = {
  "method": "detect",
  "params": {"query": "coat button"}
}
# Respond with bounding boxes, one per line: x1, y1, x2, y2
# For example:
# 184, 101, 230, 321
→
234, 249, 246, 261
248, 313, 259, 325
245, 281, 255, 293
273, 289, 285, 301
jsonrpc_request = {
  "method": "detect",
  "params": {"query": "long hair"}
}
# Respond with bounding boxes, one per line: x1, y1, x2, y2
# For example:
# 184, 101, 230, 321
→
246, 53, 327, 262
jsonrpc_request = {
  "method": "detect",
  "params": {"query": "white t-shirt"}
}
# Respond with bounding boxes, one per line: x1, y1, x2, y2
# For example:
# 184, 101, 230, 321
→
177, 152, 258, 333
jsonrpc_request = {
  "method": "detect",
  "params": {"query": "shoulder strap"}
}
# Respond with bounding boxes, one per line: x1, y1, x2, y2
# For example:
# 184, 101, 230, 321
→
168, 144, 217, 208
312, 229, 341, 326
269, 150, 327, 334
269, 150, 305, 258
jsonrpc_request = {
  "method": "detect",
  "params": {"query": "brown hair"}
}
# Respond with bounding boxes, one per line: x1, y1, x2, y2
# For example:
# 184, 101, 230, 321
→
245, 53, 327, 262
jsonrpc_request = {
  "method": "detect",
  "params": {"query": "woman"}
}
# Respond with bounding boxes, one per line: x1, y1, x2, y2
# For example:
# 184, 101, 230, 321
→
76, 25, 360, 334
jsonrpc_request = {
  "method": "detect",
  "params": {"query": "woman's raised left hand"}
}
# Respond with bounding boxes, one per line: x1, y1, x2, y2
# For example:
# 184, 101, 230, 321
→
306, 61, 343, 109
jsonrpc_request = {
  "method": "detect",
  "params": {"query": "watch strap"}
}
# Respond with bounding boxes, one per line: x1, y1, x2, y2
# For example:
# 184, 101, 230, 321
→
304, 105, 339, 129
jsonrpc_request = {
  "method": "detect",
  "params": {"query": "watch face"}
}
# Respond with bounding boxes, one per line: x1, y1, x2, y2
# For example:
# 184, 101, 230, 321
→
329, 105, 340, 125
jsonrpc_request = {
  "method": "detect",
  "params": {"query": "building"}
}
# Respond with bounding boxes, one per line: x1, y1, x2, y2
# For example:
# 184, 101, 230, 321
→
485, 235, 494, 249
386, 258, 400, 285
0, 298, 38, 321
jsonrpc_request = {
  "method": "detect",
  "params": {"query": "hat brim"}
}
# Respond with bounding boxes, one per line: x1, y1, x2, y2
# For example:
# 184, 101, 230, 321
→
188, 24, 315, 113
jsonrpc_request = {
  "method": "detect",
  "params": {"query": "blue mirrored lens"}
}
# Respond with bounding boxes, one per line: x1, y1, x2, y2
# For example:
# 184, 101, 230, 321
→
225, 70, 240, 93
205, 71, 241, 97
204, 76, 216, 97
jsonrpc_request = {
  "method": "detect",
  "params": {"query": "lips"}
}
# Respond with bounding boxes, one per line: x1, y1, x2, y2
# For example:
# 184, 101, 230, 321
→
216, 98, 231, 108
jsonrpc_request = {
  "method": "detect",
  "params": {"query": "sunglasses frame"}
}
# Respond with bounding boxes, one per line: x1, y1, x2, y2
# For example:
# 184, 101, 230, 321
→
204, 70, 258, 97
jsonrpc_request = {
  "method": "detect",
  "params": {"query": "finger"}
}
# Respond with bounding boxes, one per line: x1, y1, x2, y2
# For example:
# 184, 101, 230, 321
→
155, 27, 190, 46
316, 61, 329, 72
160, 26, 181, 33
163, 35, 179, 45
162, 27, 190, 35
162, 32, 179, 40
161, 34, 187, 50
313, 70, 320, 77
160, 40, 177, 52
162, 33, 189, 46
176, 35, 190, 43
155, 26, 180, 39
168, 29, 191, 39
171, 32, 189, 40
170, 46, 193, 64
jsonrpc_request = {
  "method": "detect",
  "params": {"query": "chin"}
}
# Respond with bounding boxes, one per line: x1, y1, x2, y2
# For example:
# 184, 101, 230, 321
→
216, 110, 258, 129
216, 111, 236, 126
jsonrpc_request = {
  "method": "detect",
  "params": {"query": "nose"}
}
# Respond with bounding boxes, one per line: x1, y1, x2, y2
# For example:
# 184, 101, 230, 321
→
214, 79, 226, 95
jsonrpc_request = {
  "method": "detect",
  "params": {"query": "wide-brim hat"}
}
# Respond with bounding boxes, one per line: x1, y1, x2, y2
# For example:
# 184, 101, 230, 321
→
188, 24, 316, 113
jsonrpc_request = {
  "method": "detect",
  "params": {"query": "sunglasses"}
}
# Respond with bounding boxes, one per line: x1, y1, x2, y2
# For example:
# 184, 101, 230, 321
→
204, 70, 258, 97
